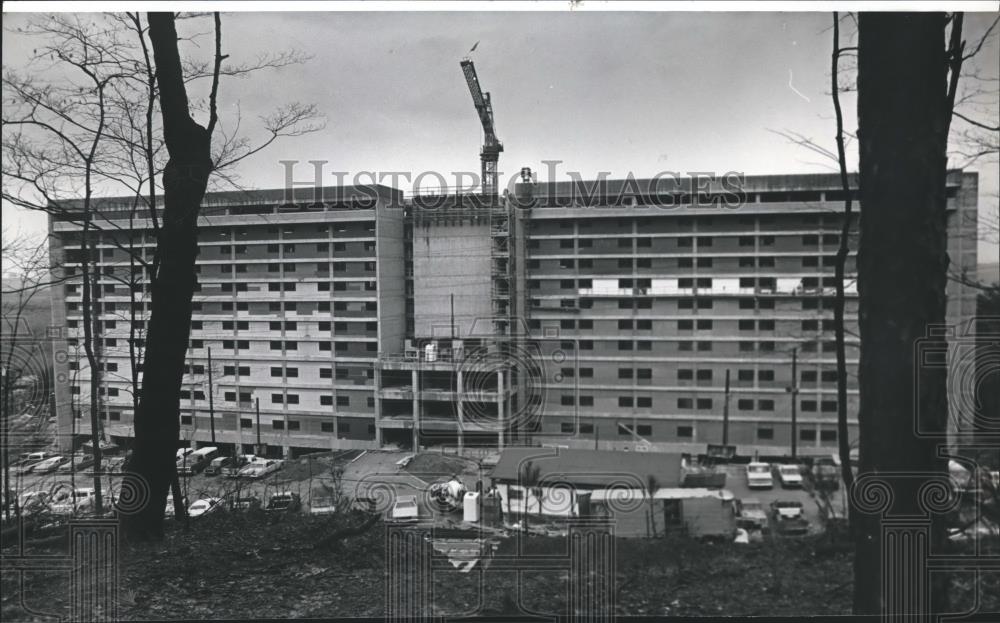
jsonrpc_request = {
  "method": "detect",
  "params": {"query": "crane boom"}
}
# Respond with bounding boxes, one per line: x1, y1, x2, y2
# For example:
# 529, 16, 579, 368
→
460, 59, 503, 197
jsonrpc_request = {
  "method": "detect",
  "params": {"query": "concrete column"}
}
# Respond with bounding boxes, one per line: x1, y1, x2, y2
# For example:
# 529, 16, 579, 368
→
457, 368, 464, 455
411, 369, 419, 451
497, 369, 505, 450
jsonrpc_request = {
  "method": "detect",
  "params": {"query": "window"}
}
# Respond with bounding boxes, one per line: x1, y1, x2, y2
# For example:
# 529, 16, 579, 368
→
820, 429, 837, 442
560, 422, 575, 433
336, 396, 350, 407
801, 400, 817, 412
696, 398, 712, 409
800, 429, 817, 442
618, 396, 633, 408
272, 420, 285, 430
618, 368, 634, 379
240, 418, 253, 429
181, 415, 193, 425
696, 369, 713, 382
637, 397, 652, 408
579, 395, 594, 407
225, 392, 236, 401
758, 399, 774, 411
757, 427, 774, 440
618, 340, 633, 351
759, 370, 775, 382
738, 399, 754, 410
821, 400, 838, 412
636, 424, 652, 436
561, 395, 575, 406
677, 369, 693, 380
677, 425, 693, 438
321, 422, 334, 433
677, 398, 693, 409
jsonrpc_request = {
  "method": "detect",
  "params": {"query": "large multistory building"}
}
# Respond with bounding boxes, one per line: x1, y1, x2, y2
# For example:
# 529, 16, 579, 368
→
48, 171, 979, 457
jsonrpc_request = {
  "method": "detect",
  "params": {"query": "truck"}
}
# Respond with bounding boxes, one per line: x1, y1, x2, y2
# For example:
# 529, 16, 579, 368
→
178, 447, 218, 476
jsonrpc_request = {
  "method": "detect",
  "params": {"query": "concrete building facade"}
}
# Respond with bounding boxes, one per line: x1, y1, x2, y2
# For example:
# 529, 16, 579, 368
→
48, 172, 980, 457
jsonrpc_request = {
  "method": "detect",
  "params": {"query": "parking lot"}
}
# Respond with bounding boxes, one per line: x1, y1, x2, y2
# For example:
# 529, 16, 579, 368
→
720, 464, 836, 535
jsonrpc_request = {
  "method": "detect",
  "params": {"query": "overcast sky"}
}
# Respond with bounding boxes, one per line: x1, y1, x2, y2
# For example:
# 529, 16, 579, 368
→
3, 8, 998, 262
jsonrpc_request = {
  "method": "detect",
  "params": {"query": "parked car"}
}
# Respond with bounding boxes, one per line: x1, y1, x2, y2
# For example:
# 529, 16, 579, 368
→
735, 498, 768, 530
222, 455, 257, 478
770, 500, 805, 520
390, 495, 419, 522
176, 447, 194, 461
30, 455, 70, 474
265, 492, 302, 513
231, 496, 262, 512
771, 501, 809, 535
745, 462, 774, 489
238, 459, 282, 479
51, 488, 97, 515
58, 454, 96, 473
204, 456, 233, 476
812, 456, 841, 491
14, 451, 58, 475
309, 497, 337, 515
188, 497, 223, 518
774, 464, 804, 488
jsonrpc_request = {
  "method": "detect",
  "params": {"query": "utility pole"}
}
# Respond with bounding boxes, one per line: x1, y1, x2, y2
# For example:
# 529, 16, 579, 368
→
722, 369, 731, 446
789, 348, 799, 459
207, 347, 216, 444
255, 397, 262, 456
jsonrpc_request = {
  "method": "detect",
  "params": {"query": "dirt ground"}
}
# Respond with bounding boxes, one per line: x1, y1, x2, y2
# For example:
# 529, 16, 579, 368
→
2, 511, 997, 620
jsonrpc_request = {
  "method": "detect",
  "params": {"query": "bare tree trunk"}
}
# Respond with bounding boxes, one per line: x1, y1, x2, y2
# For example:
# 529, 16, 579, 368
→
830, 11, 857, 502
121, 12, 216, 541
855, 11, 953, 615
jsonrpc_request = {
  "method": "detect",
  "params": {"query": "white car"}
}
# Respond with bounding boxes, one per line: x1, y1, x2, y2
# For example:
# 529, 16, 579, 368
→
188, 497, 223, 518
30, 456, 69, 474
309, 497, 337, 515
746, 462, 774, 489
238, 459, 282, 479
390, 495, 419, 522
51, 488, 97, 515
775, 464, 804, 488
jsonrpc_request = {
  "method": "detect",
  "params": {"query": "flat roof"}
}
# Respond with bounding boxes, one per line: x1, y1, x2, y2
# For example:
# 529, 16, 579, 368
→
490, 447, 682, 488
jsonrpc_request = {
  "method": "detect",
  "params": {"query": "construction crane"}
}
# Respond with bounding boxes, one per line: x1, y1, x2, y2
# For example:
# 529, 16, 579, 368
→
460, 59, 503, 199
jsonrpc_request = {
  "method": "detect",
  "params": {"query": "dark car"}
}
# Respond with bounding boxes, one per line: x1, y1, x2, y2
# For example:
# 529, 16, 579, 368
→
265, 492, 301, 513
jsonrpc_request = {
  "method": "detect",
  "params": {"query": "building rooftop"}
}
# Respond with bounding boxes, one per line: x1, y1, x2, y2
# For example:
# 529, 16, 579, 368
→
490, 447, 682, 488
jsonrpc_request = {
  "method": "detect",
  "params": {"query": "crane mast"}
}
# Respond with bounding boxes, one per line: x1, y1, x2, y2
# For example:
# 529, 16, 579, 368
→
460, 59, 503, 199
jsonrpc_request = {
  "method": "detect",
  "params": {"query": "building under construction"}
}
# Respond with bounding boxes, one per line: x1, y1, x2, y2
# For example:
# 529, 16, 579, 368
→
47, 59, 982, 458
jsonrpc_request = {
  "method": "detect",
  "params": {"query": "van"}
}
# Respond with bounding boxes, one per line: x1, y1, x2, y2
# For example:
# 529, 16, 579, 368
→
204, 456, 232, 476
178, 447, 219, 476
